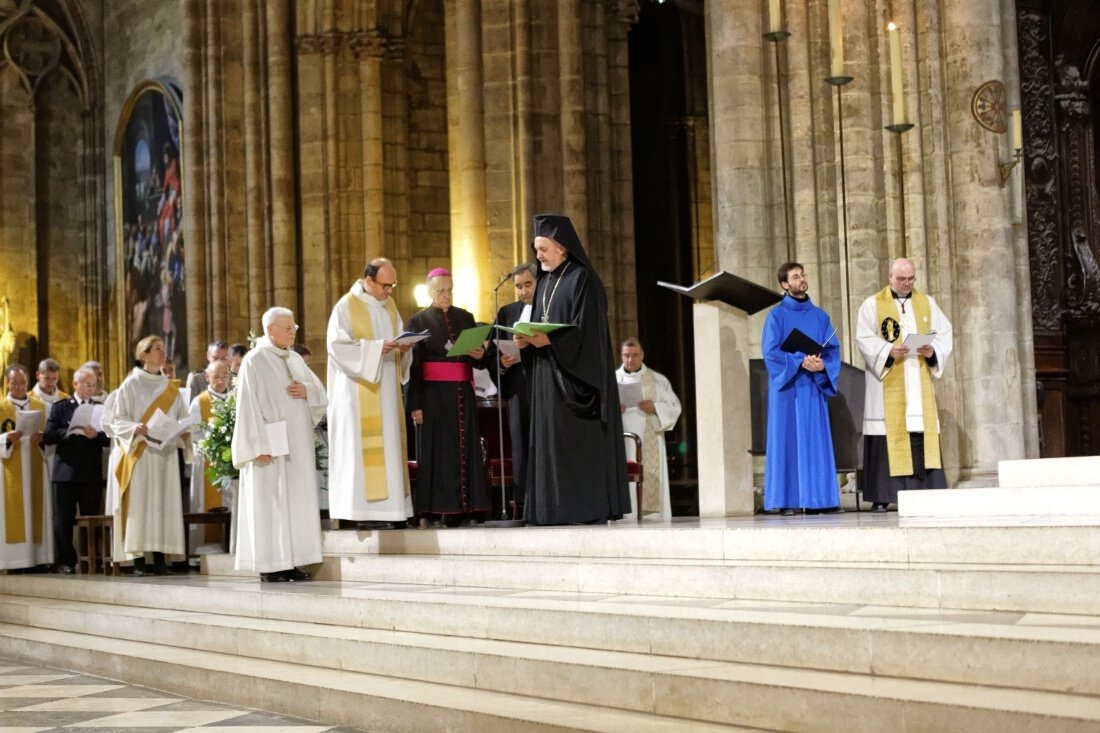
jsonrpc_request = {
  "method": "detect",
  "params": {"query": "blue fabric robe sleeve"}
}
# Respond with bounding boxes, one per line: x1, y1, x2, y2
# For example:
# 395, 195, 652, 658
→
762, 311, 804, 390
812, 329, 841, 398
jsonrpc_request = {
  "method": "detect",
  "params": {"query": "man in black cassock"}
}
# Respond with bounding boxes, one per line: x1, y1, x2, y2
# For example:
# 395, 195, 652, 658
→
487, 262, 538, 517
516, 214, 630, 525
407, 268, 492, 526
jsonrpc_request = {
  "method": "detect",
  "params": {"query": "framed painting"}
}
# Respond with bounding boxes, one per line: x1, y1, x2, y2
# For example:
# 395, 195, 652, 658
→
113, 79, 186, 374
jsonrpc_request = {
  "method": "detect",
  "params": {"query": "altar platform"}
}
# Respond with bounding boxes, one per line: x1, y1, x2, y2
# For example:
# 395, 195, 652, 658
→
1, 510, 1099, 732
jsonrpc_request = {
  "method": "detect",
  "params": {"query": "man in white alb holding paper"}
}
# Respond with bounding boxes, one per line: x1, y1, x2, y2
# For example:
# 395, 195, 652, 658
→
616, 338, 681, 520
856, 258, 953, 511
326, 258, 415, 527
232, 307, 327, 582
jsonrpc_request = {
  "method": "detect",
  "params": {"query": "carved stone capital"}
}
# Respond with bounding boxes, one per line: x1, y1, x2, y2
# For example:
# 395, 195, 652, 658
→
348, 29, 385, 59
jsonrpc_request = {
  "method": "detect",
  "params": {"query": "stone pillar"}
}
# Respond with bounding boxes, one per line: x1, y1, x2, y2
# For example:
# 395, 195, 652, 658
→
183, 0, 209, 368
266, 0, 299, 308
940, 0, 1031, 483
694, 300, 754, 516
557, 0, 588, 244
705, 0, 769, 284
445, 0, 491, 320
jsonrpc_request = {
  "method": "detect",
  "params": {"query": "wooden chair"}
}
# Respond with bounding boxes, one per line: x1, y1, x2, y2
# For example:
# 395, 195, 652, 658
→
183, 511, 231, 560
624, 431, 644, 523
76, 515, 118, 576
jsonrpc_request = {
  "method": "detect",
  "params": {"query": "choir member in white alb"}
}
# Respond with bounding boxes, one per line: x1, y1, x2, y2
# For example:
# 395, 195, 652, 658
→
326, 258, 414, 527
616, 338, 682, 520
0, 364, 52, 571
232, 307, 327, 582
102, 336, 191, 575
407, 268, 491, 526
517, 214, 630, 525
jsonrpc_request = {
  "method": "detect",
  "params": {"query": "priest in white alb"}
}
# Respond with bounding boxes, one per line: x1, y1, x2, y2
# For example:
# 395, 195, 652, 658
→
188, 359, 232, 551
1, 363, 52, 571
326, 258, 414, 528
616, 338, 682, 521
102, 336, 190, 575
232, 307, 327, 582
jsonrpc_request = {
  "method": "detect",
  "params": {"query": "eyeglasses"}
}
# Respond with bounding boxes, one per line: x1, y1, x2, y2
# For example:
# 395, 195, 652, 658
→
375, 281, 397, 291
276, 324, 300, 332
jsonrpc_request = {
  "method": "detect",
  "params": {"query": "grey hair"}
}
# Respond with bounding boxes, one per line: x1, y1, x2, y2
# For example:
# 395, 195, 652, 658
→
79, 360, 102, 371
512, 262, 538, 280
262, 306, 294, 332
37, 358, 62, 373
73, 366, 97, 383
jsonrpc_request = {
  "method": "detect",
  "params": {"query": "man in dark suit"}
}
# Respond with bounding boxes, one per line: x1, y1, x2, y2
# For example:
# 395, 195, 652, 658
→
487, 263, 537, 518
42, 367, 108, 574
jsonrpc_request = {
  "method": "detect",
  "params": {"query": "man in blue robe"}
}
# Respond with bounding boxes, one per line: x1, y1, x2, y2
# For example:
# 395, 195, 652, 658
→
762, 262, 842, 516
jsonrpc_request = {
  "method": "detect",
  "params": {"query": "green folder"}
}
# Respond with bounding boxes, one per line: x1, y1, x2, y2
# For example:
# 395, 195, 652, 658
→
445, 324, 493, 357
493, 322, 574, 337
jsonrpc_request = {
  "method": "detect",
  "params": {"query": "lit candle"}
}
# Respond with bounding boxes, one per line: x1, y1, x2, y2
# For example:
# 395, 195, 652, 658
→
887, 22, 906, 125
769, 0, 781, 34
1011, 109, 1023, 151
829, 0, 844, 78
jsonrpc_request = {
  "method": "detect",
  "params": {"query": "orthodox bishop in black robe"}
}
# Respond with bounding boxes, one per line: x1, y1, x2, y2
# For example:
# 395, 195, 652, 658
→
406, 281, 491, 521
520, 214, 629, 525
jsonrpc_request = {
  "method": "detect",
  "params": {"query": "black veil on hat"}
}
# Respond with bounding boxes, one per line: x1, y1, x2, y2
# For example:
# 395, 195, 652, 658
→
532, 213, 596, 273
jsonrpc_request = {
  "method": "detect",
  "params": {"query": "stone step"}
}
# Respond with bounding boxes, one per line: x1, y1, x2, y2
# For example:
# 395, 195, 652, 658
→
2, 608, 1099, 733
0, 622, 744, 733
2, 576, 1098, 697
203, 550, 1100, 615
998, 455, 1100, 488
313, 523, 1100, 566
898, 486, 1100, 519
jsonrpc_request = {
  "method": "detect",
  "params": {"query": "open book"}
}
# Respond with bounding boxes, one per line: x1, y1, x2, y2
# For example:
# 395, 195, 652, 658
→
145, 409, 195, 448
66, 403, 104, 435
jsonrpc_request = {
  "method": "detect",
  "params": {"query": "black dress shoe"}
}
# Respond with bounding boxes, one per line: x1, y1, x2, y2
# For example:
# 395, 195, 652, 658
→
286, 568, 311, 581
822, 507, 845, 514
57, 565, 75, 575
780, 508, 796, 516
260, 571, 290, 583
871, 503, 888, 513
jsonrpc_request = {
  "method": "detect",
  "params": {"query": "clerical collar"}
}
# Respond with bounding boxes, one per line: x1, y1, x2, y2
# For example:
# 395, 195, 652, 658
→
787, 293, 809, 302
209, 389, 228, 400
135, 367, 165, 381
623, 365, 645, 375
891, 289, 913, 314
8, 395, 29, 407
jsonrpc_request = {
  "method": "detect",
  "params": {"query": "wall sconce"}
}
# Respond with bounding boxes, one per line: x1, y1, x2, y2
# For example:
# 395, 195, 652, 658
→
999, 109, 1023, 188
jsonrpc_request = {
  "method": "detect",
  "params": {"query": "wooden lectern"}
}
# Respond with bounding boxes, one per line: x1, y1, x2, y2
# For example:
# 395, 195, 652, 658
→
659, 271, 783, 516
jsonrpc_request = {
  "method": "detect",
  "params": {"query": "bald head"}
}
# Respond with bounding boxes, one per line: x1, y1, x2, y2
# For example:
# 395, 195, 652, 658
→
887, 258, 917, 297
362, 258, 397, 302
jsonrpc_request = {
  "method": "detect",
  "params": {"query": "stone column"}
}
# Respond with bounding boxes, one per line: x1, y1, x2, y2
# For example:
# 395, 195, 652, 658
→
445, 0, 491, 320
694, 300, 754, 516
182, 0, 209, 369
266, 0, 299, 308
557, 0, 588, 244
940, 0, 1030, 483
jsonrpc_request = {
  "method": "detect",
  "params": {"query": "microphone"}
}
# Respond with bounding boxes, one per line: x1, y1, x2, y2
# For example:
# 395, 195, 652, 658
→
493, 272, 513, 291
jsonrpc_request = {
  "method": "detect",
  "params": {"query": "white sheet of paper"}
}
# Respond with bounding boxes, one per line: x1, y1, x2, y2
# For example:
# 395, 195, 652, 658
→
902, 332, 936, 350
473, 368, 498, 399
145, 409, 194, 447
393, 330, 431, 346
494, 339, 520, 361
15, 410, 42, 435
265, 421, 290, 458
618, 380, 644, 408
67, 404, 105, 435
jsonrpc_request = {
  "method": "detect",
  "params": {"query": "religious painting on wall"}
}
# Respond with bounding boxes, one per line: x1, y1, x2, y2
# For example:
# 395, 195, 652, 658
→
114, 79, 187, 371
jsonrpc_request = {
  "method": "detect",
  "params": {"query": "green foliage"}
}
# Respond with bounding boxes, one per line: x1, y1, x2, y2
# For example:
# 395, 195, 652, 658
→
197, 392, 239, 486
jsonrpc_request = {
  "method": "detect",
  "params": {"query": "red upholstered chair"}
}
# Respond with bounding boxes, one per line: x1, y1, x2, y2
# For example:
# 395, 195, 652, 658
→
624, 431, 644, 523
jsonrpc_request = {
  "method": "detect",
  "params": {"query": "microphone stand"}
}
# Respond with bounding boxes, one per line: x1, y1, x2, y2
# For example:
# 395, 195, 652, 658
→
485, 272, 525, 528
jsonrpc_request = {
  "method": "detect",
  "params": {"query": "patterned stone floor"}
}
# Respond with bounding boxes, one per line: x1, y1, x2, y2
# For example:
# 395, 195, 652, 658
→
0, 659, 367, 733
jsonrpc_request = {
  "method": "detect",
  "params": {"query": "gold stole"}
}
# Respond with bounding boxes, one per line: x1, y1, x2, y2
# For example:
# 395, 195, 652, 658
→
344, 293, 409, 501
2, 395, 46, 544
197, 391, 222, 511
114, 380, 180, 537
874, 287, 941, 476
638, 369, 661, 515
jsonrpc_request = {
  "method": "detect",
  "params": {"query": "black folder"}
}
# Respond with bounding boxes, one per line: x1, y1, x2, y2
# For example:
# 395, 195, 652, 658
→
779, 328, 824, 356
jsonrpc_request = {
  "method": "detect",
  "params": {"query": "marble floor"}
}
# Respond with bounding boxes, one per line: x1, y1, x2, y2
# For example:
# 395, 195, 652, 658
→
0, 659, 368, 733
